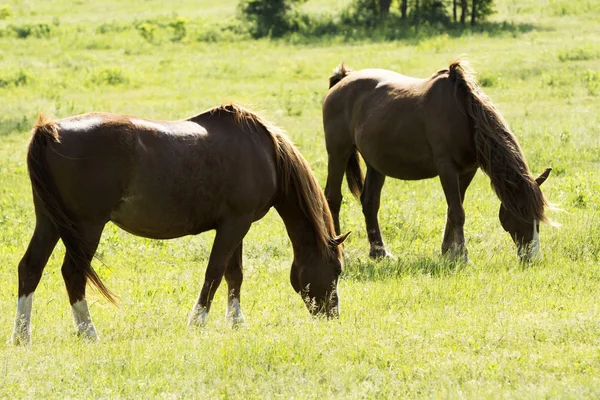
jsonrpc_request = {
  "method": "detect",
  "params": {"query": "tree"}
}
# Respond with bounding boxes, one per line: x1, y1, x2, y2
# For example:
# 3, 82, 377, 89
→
415, 0, 420, 27
453, 0, 457, 22
238, 0, 306, 38
379, 0, 392, 17
400, 0, 408, 20
460, 0, 467, 25
474, 0, 495, 23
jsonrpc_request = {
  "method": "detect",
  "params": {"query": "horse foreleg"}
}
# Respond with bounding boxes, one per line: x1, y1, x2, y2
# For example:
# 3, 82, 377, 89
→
439, 164, 475, 262
361, 165, 392, 259
12, 213, 60, 345
61, 224, 104, 341
188, 217, 252, 328
224, 243, 245, 328
324, 152, 351, 235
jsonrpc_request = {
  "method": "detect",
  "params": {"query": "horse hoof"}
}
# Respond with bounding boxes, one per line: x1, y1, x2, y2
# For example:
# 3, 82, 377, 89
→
444, 250, 469, 264
11, 333, 31, 346
76, 332, 101, 342
228, 318, 247, 330
188, 306, 209, 328
369, 248, 395, 260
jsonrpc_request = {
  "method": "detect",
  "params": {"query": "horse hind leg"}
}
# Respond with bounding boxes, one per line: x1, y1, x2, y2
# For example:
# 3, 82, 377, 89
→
361, 165, 393, 259
60, 223, 105, 341
12, 212, 60, 345
224, 243, 245, 328
188, 216, 252, 328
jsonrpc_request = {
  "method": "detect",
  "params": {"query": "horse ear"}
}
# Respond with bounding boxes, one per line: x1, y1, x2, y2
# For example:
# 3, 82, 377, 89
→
331, 231, 351, 247
535, 167, 552, 186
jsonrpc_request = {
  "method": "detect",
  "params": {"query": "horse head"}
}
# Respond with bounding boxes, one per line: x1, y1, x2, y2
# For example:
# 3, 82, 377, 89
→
499, 168, 552, 262
290, 232, 350, 318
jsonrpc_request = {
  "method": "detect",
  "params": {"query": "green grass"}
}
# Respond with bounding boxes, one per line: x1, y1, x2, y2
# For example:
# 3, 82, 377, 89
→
1, 0, 599, 398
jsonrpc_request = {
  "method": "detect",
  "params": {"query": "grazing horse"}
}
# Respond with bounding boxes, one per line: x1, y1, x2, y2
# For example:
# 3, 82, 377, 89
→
12, 104, 349, 345
323, 59, 551, 262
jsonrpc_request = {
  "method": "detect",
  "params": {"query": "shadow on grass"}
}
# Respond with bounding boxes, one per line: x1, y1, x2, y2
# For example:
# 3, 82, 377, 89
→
342, 254, 467, 282
278, 16, 550, 45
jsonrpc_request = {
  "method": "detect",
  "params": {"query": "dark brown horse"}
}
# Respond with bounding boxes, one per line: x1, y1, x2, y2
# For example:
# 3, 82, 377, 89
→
12, 104, 349, 345
323, 59, 551, 262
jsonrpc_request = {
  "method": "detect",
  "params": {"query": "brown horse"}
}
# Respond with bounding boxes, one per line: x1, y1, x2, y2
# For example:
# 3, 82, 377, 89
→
12, 104, 349, 345
323, 59, 551, 262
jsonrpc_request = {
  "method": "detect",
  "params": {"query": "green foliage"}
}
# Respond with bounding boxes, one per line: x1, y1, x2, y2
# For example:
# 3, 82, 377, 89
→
0, 4, 12, 20
0, 69, 31, 88
238, 0, 307, 38
558, 45, 600, 62
88, 67, 130, 86
5, 22, 54, 38
583, 70, 600, 96
137, 22, 156, 42
168, 17, 188, 42
345, 0, 495, 27
133, 16, 189, 44
472, 0, 496, 21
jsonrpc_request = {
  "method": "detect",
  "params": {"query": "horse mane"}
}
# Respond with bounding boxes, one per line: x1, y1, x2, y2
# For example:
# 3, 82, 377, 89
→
448, 59, 549, 224
211, 104, 340, 258
329, 62, 352, 89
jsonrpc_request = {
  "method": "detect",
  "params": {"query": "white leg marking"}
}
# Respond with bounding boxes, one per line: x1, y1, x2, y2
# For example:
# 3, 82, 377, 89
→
333, 284, 341, 317
72, 300, 99, 341
530, 219, 541, 260
226, 298, 245, 327
12, 294, 34, 345
188, 303, 209, 328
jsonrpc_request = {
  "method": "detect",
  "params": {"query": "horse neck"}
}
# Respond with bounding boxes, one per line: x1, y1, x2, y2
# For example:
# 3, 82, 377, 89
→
274, 191, 324, 264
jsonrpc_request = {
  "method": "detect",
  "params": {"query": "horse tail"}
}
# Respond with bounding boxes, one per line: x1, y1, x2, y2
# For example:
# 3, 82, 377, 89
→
345, 148, 364, 199
28, 114, 117, 304
448, 59, 548, 223
328, 63, 360, 196
329, 62, 352, 89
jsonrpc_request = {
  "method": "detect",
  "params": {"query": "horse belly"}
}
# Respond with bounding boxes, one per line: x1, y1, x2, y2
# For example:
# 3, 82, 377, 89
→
110, 189, 218, 239
109, 163, 275, 239
357, 134, 438, 180
369, 156, 438, 180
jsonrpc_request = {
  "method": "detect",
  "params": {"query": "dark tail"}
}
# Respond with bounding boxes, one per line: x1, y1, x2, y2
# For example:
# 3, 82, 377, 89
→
329, 62, 361, 197
448, 60, 548, 224
329, 62, 352, 89
346, 148, 364, 199
27, 114, 117, 304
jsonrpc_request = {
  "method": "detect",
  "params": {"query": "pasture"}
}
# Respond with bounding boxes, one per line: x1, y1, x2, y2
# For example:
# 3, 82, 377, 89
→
1, 0, 599, 397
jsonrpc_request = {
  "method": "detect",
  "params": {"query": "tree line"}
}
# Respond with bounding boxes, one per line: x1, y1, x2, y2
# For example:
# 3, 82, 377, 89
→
239, 0, 496, 38
376, 0, 494, 26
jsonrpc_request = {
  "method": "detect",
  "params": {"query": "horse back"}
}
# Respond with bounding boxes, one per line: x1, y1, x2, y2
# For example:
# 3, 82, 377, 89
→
323, 68, 476, 177
40, 112, 278, 238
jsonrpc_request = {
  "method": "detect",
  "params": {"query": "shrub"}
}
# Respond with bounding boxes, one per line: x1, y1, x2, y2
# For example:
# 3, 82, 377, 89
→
0, 4, 12, 20
169, 17, 187, 42
238, 0, 306, 38
88, 67, 129, 86
558, 46, 599, 62
8, 23, 54, 39
0, 69, 32, 88
134, 17, 189, 43
137, 22, 156, 43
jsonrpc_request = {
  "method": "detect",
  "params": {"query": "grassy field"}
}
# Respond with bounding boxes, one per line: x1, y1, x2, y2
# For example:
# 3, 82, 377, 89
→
1, 0, 599, 397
